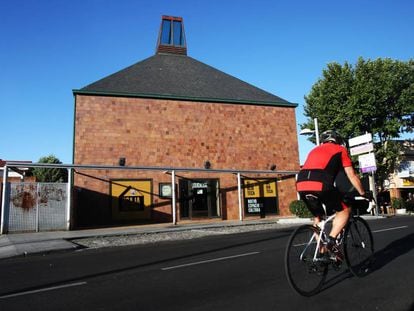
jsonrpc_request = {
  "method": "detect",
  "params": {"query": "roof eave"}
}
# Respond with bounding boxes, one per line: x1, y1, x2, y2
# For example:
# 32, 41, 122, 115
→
72, 89, 298, 108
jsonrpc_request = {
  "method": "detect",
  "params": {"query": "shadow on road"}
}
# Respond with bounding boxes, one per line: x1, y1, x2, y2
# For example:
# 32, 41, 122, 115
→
370, 232, 414, 272
316, 232, 414, 295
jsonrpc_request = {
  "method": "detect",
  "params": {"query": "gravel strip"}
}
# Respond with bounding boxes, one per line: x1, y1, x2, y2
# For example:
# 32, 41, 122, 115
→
72, 223, 288, 249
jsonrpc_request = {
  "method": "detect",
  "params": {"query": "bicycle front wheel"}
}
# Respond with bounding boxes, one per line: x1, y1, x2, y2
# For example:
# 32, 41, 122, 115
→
344, 216, 374, 277
285, 225, 328, 296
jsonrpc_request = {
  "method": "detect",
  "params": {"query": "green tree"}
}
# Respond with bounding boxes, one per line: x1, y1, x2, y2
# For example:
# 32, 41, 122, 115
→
32, 155, 68, 182
302, 57, 414, 185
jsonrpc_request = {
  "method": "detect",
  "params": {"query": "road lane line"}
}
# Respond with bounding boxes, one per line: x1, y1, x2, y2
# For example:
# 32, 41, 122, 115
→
0, 282, 87, 299
372, 226, 408, 233
161, 251, 260, 271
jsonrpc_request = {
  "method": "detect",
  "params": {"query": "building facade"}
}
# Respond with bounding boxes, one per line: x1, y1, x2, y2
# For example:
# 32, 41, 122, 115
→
388, 140, 414, 200
72, 16, 300, 227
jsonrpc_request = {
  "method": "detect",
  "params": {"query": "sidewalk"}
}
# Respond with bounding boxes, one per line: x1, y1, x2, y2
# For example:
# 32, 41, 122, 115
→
0, 215, 386, 260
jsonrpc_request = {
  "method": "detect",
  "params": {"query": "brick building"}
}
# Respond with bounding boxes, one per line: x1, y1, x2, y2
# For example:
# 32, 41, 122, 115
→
72, 16, 300, 227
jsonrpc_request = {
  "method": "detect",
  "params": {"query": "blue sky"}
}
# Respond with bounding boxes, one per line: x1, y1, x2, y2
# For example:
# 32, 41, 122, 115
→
1, 0, 413, 165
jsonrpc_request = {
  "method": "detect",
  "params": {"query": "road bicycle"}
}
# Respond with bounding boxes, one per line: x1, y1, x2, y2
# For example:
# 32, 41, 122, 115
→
284, 195, 375, 296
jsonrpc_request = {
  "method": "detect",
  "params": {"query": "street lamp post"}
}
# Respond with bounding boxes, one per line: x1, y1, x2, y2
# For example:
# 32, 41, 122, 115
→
314, 118, 320, 145
299, 118, 320, 145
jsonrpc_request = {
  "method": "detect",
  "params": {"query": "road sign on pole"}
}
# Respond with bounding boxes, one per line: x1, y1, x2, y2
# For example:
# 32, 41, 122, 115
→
350, 142, 374, 156
358, 153, 377, 173
348, 132, 379, 216
349, 133, 372, 147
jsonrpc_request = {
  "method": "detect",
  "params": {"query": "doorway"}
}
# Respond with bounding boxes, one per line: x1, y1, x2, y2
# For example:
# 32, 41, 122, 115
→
179, 179, 220, 219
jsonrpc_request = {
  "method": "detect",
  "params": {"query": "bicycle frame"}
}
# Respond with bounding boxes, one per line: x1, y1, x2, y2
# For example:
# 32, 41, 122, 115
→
286, 196, 375, 296
311, 213, 336, 261
301, 195, 372, 262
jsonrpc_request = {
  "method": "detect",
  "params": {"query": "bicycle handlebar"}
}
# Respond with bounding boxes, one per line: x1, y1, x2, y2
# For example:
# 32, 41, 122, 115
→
351, 195, 377, 213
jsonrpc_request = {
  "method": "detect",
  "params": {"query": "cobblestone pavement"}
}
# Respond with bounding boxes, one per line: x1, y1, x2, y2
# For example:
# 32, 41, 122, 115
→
71, 222, 291, 249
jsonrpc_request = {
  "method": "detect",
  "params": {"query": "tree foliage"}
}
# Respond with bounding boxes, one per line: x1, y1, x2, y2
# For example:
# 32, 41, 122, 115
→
32, 155, 68, 182
302, 57, 414, 184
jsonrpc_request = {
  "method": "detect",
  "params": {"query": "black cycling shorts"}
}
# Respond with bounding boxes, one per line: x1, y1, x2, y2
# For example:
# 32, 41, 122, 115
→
299, 189, 348, 217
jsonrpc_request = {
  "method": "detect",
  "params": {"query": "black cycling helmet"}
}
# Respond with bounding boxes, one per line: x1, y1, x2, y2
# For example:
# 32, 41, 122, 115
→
320, 130, 344, 145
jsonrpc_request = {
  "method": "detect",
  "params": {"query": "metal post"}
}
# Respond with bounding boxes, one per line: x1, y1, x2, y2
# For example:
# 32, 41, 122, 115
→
237, 173, 243, 221
66, 168, 72, 230
36, 183, 40, 232
314, 118, 320, 146
296, 174, 300, 200
1, 165, 8, 234
369, 172, 379, 215
171, 170, 177, 225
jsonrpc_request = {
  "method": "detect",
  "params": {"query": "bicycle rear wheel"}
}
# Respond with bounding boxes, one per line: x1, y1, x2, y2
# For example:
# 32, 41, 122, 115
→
344, 216, 374, 277
285, 225, 328, 296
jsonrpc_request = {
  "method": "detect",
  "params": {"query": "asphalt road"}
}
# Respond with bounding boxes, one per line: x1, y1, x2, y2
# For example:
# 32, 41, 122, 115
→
0, 216, 413, 311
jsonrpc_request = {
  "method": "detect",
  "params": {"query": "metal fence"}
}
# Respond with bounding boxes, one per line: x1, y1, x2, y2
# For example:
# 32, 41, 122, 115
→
6, 183, 68, 233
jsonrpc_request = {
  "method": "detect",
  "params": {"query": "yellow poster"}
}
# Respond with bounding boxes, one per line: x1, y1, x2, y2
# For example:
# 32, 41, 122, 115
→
111, 179, 152, 220
264, 180, 277, 197
244, 179, 277, 198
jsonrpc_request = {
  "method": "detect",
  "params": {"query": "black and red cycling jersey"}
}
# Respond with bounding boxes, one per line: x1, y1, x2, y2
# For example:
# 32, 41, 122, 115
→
296, 142, 352, 192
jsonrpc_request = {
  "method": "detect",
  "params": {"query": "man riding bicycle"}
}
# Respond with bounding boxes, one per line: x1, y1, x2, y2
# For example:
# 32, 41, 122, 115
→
296, 130, 368, 260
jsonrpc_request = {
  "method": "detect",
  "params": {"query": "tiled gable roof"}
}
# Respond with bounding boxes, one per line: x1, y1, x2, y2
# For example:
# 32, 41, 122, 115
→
74, 53, 296, 107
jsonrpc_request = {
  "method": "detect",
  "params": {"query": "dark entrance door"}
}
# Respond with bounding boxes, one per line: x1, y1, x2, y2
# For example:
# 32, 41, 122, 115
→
179, 179, 219, 219
192, 185, 208, 217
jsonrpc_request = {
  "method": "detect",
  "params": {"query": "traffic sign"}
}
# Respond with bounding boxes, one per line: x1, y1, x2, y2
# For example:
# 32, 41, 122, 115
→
358, 153, 377, 173
350, 142, 374, 156
349, 133, 372, 147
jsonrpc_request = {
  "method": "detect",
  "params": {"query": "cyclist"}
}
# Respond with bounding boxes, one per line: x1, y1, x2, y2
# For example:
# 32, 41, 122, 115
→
296, 130, 367, 260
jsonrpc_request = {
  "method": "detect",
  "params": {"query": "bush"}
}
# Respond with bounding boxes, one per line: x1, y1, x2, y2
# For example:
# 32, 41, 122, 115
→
391, 197, 406, 210
289, 200, 313, 218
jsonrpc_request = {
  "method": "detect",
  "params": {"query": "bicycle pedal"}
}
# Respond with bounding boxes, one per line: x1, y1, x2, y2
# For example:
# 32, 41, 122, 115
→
330, 253, 344, 263
332, 262, 342, 271
315, 254, 330, 264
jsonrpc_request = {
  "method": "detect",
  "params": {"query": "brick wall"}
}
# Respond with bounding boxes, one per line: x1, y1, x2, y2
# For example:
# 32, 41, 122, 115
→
74, 95, 300, 222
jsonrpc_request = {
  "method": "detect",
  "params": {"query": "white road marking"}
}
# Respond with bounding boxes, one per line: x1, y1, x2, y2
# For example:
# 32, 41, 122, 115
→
161, 251, 260, 271
372, 226, 408, 233
0, 282, 87, 299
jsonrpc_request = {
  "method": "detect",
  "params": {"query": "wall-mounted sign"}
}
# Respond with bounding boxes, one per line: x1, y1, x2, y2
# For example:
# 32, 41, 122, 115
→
192, 182, 208, 189
159, 183, 173, 198
402, 179, 414, 187
244, 179, 277, 198
111, 180, 152, 219
246, 198, 262, 213
243, 179, 278, 215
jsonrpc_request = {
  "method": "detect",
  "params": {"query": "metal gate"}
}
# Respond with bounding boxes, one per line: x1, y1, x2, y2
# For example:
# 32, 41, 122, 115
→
6, 183, 68, 232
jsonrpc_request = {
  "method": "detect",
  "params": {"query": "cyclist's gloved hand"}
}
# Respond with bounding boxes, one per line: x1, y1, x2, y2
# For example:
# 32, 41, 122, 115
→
362, 191, 374, 201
